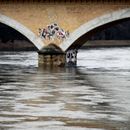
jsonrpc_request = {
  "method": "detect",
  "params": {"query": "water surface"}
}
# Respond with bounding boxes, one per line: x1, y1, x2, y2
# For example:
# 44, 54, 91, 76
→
0, 48, 130, 130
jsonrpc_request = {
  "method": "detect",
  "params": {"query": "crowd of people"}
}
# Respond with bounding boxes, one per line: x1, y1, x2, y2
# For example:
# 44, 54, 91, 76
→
38, 23, 69, 41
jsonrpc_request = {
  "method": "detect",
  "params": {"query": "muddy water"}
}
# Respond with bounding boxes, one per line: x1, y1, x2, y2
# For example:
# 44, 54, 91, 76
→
0, 48, 130, 130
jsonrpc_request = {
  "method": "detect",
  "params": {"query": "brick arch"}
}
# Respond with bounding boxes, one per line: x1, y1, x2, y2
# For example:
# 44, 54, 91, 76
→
0, 14, 44, 50
60, 8, 130, 51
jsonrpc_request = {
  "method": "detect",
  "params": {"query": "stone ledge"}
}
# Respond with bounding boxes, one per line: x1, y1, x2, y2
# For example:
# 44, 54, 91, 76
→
38, 44, 65, 55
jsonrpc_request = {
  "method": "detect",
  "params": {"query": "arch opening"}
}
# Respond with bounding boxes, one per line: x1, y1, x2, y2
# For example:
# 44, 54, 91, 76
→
0, 14, 44, 51
69, 18, 130, 50
60, 8, 130, 51
0, 22, 38, 51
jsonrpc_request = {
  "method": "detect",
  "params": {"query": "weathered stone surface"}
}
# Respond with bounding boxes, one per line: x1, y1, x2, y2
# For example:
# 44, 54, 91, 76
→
38, 44, 65, 67
38, 44, 64, 55
38, 54, 65, 66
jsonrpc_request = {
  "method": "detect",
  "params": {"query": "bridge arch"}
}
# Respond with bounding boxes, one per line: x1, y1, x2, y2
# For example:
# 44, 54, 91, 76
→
60, 8, 130, 51
0, 14, 44, 50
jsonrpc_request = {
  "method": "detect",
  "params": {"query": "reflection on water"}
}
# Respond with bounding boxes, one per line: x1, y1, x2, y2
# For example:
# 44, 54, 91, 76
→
0, 48, 130, 130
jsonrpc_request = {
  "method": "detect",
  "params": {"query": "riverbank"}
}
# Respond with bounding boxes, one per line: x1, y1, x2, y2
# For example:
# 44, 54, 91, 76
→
0, 40, 37, 51
81, 40, 130, 49
0, 40, 130, 51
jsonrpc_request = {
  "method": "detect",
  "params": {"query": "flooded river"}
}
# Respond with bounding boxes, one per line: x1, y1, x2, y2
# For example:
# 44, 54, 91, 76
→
0, 47, 130, 130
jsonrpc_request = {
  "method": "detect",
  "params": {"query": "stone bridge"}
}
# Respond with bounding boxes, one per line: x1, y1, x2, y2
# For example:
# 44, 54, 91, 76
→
0, 0, 130, 66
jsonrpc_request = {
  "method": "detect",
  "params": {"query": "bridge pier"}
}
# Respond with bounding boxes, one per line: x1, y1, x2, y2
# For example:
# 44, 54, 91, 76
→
38, 44, 66, 67
66, 49, 78, 67
38, 44, 78, 67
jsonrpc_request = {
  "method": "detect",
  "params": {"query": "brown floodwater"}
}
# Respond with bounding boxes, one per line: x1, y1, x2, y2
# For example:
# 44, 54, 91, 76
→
0, 48, 130, 130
